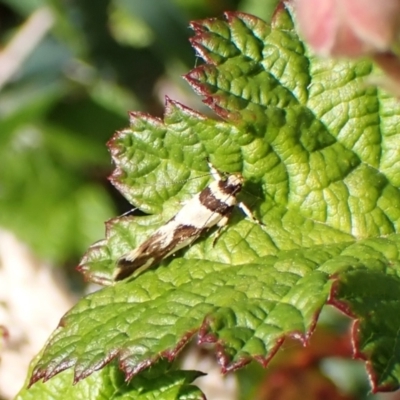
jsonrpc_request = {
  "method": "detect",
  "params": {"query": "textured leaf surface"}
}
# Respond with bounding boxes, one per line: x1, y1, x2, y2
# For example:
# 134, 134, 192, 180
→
330, 266, 400, 390
19, 357, 204, 400
30, 6, 400, 394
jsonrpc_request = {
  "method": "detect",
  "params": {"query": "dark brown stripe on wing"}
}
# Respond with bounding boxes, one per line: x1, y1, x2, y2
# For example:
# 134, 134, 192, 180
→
218, 179, 242, 196
162, 224, 204, 255
114, 224, 203, 281
172, 224, 199, 239
115, 255, 155, 280
199, 186, 233, 214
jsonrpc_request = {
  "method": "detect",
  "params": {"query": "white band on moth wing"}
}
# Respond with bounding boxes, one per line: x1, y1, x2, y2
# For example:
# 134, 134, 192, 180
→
174, 196, 223, 229
206, 181, 239, 206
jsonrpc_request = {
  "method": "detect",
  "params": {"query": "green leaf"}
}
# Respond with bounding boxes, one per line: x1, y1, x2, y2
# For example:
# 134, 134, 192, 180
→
18, 356, 205, 400
31, 237, 400, 388
330, 266, 400, 391
0, 83, 119, 262
29, 6, 400, 394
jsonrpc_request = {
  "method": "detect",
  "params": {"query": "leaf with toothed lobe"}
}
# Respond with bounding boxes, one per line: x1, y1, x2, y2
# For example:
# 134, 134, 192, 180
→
27, 4, 400, 396
17, 355, 205, 399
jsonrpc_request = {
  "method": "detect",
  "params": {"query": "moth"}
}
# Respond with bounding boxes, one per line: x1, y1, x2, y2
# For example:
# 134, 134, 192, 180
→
113, 163, 260, 281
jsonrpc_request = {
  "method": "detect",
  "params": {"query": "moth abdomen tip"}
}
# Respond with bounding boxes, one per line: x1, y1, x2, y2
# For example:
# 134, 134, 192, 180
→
113, 255, 155, 281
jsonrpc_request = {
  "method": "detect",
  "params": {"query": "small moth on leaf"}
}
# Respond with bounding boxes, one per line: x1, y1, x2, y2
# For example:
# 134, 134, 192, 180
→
114, 163, 260, 281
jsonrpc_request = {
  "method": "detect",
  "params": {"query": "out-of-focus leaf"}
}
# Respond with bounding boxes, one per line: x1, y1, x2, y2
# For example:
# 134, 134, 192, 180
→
239, 0, 279, 21
116, 0, 192, 63
0, 0, 45, 16
0, 86, 122, 261
109, 1, 155, 49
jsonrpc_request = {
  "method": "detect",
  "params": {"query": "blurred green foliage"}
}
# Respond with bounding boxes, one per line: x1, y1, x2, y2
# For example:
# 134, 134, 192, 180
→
0, 0, 278, 265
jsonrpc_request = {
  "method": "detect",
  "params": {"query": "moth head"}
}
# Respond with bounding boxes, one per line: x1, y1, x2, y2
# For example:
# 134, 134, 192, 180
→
222, 173, 244, 194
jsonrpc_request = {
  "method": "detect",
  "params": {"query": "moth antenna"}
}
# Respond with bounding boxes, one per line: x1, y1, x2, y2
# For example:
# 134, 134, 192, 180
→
173, 172, 214, 184
120, 207, 139, 217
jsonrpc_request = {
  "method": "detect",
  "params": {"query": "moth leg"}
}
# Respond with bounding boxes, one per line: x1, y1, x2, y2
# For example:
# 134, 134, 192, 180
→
212, 213, 231, 246
238, 201, 264, 226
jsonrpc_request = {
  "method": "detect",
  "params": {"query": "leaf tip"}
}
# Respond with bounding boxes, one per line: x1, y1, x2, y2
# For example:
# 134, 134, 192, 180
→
163, 330, 196, 361
28, 369, 43, 388
327, 278, 357, 318
182, 67, 207, 95
29, 359, 76, 387
122, 359, 153, 382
